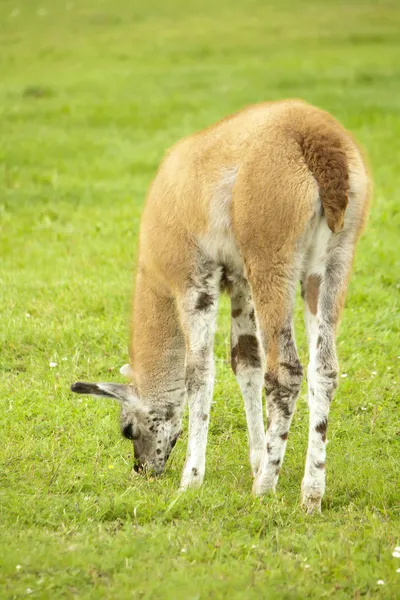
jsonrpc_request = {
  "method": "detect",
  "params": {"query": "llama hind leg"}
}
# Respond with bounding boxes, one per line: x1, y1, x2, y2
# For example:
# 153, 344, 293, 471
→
242, 260, 303, 496
301, 234, 355, 513
252, 316, 303, 495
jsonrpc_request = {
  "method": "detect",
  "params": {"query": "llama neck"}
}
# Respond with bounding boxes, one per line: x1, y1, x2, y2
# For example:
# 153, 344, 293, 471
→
129, 267, 186, 404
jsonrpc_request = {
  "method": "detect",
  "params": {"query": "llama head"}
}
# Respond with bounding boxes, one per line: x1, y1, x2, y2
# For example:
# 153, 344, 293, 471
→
70, 378, 182, 474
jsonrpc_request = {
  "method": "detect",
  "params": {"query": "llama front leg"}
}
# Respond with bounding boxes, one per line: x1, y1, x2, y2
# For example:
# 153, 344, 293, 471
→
230, 281, 265, 475
180, 349, 215, 490
178, 271, 220, 490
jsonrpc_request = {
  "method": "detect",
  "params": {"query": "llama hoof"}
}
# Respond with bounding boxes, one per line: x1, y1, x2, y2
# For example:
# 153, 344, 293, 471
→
301, 482, 323, 514
250, 448, 264, 477
252, 474, 275, 497
180, 466, 204, 491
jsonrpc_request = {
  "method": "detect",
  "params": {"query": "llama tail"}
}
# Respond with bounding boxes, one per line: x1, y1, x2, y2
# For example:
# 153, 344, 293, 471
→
300, 125, 350, 233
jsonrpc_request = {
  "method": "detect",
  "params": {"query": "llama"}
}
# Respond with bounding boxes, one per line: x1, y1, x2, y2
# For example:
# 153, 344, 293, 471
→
71, 100, 370, 513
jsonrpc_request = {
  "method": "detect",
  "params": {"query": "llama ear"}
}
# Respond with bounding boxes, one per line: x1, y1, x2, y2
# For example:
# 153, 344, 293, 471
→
70, 382, 136, 406
120, 364, 134, 377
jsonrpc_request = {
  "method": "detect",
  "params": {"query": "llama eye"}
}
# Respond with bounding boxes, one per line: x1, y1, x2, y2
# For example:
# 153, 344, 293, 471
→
122, 424, 133, 440
122, 423, 140, 440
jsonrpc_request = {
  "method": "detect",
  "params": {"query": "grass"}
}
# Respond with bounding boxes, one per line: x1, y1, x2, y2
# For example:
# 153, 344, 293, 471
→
0, 0, 399, 597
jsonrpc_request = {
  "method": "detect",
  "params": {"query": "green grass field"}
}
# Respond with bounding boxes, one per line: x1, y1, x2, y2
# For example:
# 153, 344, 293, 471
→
1, 0, 399, 598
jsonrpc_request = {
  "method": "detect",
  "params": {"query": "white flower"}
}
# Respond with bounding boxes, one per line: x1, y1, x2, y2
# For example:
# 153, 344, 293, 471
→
392, 551, 400, 558
181, 547, 187, 553
49, 361, 57, 368
377, 580, 385, 585
16, 565, 22, 570
395, 546, 400, 552
304, 564, 310, 569
361, 406, 367, 411
397, 568, 400, 573
341, 373, 348, 378
371, 371, 377, 375
25, 313, 31, 318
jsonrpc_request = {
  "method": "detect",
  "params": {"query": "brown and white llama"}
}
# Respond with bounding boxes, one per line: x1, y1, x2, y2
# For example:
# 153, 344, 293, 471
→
71, 99, 370, 513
